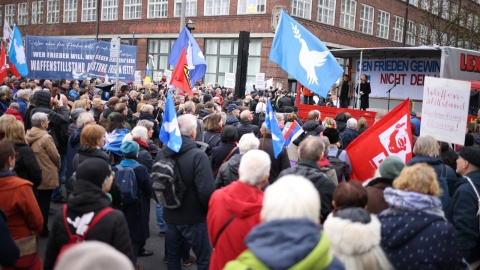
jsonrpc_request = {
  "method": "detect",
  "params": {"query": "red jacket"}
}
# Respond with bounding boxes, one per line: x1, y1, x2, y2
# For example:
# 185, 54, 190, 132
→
207, 181, 263, 270
5, 108, 23, 122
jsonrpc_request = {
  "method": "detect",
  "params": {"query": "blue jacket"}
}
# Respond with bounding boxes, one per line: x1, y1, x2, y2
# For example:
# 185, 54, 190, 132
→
407, 156, 453, 210
66, 127, 82, 181
17, 98, 28, 115
339, 128, 359, 149
379, 209, 467, 269
446, 171, 480, 263
411, 117, 421, 136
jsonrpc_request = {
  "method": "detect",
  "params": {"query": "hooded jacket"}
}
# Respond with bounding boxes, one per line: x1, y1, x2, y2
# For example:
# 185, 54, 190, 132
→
207, 181, 263, 270
215, 153, 242, 189
160, 135, 215, 224
44, 180, 133, 270
25, 127, 60, 190
278, 160, 335, 222
224, 219, 344, 270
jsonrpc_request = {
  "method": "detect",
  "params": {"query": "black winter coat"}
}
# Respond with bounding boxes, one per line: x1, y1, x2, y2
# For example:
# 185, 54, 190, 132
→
236, 121, 260, 139
14, 142, 42, 188
138, 112, 160, 139
293, 120, 324, 146
211, 142, 239, 172
159, 136, 215, 224
66, 127, 82, 181
278, 160, 335, 222
0, 210, 19, 267
259, 134, 290, 184
339, 128, 359, 149
215, 153, 242, 189
203, 131, 221, 149
44, 181, 133, 270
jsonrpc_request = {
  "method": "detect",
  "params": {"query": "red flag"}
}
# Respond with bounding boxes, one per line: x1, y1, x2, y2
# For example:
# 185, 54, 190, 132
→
8, 61, 21, 78
0, 43, 7, 80
345, 99, 413, 182
169, 48, 192, 96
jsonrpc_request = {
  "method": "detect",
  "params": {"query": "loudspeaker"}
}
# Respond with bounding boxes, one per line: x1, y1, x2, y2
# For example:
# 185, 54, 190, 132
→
235, 31, 250, 99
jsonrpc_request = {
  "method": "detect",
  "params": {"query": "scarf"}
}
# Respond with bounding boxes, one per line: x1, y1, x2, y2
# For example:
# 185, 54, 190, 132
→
383, 187, 445, 218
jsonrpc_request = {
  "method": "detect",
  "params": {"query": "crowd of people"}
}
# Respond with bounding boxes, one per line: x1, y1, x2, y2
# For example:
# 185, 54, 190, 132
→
0, 75, 479, 270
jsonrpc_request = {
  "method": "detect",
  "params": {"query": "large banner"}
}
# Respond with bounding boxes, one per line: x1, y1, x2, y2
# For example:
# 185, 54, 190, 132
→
356, 58, 440, 100
421, 77, 470, 145
25, 36, 137, 81
441, 47, 480, 81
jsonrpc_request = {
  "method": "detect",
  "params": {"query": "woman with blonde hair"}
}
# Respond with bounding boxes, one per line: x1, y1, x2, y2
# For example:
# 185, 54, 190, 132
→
72, 99, 87, 110
378, 163, 467, 269
0, 114, 16, 140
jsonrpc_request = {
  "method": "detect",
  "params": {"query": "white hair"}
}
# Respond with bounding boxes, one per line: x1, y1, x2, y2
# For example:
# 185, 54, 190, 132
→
123, 126, 148, 142
177, 114, 197, 136
347, 118, 358, 129
238, 150, 271, 186
77, 112, 93, 127
261, 175, 320, 223
140, 104, 154, 114
31, 112, 48, 127
238, 133, 260, 154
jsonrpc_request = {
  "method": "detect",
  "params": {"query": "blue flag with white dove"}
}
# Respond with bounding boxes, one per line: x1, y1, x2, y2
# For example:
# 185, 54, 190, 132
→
265, 99, 285, 158
269, 10, 343, 98
9, 25, 28, 77
160, 91, 182, 152
168, 27, 206, 87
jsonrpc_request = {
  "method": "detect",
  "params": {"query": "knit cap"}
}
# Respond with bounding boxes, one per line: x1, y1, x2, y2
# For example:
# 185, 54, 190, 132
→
379, 156, 405, 180
76, 158, 111, 188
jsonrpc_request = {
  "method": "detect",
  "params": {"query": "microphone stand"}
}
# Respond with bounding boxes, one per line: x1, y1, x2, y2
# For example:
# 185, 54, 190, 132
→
386, 83, 397, 112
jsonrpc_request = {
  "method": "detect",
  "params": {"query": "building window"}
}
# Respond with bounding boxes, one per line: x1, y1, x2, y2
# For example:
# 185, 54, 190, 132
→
392, 15, 404, 43
377, 10, 390, 39
450, 3, 458, 23
432, 0, 439, 15
148, 39, 175, 72
431, 29, 438, 44
148, 0, 168, 18
467, 13, 474, 30
419, 24, 428, 45
124, 0, 142, 19
174, 0, 197, 17
204, 0, 229, 16
5, 4, 15, 26
291, 0, 312, 19
441, 0, 449, 20
32, 1, 43, 24
359, 4, 374, 35
340, 0, 356, 31
406, 20, 416, 45
46, 0, 59, 24
102, 0, 118, 21
317, 0, 335, 25
238, 0, 265, 14
410, 0, 418, 6
82, 0, 97, 22
204, 39, 261, 86
421, 0, 430, 12
18, 3, 28, 26
64, 0, 77, 23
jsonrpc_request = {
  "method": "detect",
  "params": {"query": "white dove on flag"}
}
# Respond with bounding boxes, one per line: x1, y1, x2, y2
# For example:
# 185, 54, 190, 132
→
163, 117, 181, 137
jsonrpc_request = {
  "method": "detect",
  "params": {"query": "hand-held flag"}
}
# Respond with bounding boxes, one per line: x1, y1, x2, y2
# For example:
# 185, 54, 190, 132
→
265, 99, 285, 158
9, 25, 28, 77
160, 91, 182, 153
170, 48, 192, 96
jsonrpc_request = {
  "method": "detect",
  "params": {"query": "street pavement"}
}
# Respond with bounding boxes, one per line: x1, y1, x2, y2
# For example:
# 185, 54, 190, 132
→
38, 200, 196, 270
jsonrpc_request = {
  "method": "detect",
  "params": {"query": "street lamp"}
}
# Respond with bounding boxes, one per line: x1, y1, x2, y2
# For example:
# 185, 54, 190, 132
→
186, 20, 195, 32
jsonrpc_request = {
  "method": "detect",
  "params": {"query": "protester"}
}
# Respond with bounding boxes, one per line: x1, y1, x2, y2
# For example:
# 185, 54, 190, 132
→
225, 104, 240, 126
236, 110, 260, 139
331, 181, 368, 215
5, 102, 23, 122
324, 208, 393, 270
202, 113, 223, 149
318, 136, 338, 186
339, 118, 359, 149
136, 119, 160, 159
104, 114, 130, 164
211, 125, 239, 174
410, 111, 421, 136
0, 140, 43, 269
208, 150, 270, 270
25, 112, 60, 238
378, 164, 466, 269
293, 110, 324, 146
122, 126, 155, 172
259, 123, 290, 184
138, 104, 159, 139
357, 116, 368, 134
44, 158, 133, 269
224, 175, 344, 269
446, 146, 480, 267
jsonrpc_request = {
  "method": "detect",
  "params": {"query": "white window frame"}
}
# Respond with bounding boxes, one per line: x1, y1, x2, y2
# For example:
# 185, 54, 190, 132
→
204, 0, 229, 16
237, 0, 265, 14
317, 0, 335, 25
419, 24, 428, 45
101, 0, 118, 21
340, 0, 356, 31
291, 0, 312, 19
432, 0, 439, 15
376, 10, 390, 39
421, 0, 430, 12
82, 0, 97, 22
148, 0, 168, 18
174, 0, 197, 17
46, 0, 59, 24
18, 3, 28, 26
392, 15, 404, 43
359, 4, 374, 35
124, 0, 142, 20
64, 0, 77, 23
5, 4, 15, 26
32, 1, 44, 24
406, 20, 416, 45
410, 0, 419, 6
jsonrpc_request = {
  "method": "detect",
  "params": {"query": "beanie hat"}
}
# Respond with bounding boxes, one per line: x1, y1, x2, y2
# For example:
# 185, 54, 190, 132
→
458, 146, 480, 168
93, 88, 103, 96
76, 158, 111, 188
120, 140, 139, 158
55, 241, 134, 270
71, 108, 86, 122
323, 128, 340, 144
33, 90, 52, 108
379, 156, 405, 180
120, 85, 130, 92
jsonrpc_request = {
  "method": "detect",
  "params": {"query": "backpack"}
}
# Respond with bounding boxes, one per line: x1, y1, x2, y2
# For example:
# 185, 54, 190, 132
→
58, 205, 113, 261
115, 163, 141, 205
202, 132, 220, 157
151, 156, 186, 209
327, 149, 349, 183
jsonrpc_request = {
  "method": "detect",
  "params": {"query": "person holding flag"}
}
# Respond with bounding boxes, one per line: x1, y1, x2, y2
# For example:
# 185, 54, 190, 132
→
9, 25, 28, 78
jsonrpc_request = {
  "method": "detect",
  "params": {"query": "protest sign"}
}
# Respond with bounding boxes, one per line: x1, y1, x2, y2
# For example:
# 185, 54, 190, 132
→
224, 72, 235, 88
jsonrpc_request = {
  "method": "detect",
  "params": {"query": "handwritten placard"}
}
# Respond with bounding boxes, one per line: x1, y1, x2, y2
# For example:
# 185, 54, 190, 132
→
224, 73, 236, 88
421, 76, 470, 145
255, 73, 265, 89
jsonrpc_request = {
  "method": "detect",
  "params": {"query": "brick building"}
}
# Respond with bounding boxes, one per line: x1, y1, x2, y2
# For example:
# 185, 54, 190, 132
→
0, 0, 477, 88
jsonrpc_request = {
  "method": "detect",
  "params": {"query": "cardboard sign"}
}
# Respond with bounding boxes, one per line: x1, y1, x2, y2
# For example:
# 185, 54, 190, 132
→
224, 72, 236, 88
255, 73, 265, 89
